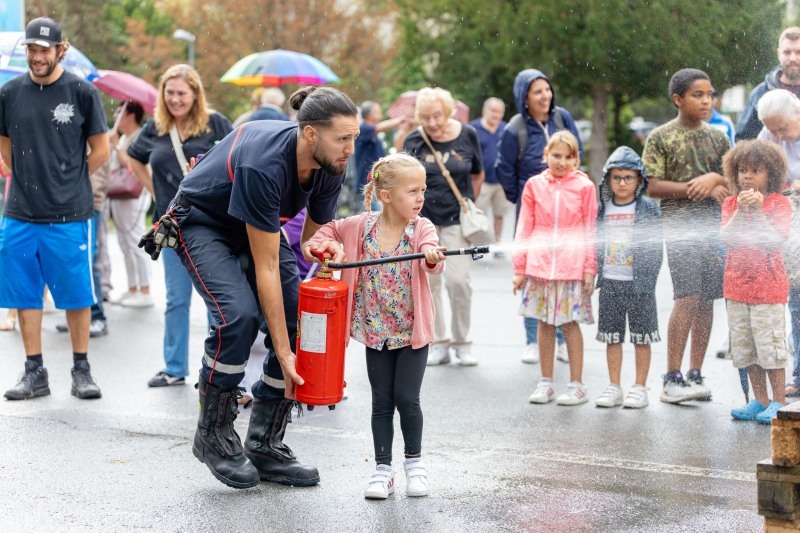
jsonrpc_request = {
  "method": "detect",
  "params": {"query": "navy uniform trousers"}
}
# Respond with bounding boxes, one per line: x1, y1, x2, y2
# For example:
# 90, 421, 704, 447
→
173, 204, 298, 401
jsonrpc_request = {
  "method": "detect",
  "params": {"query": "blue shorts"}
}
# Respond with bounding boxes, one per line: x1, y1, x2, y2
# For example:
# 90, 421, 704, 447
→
0, 218, 95, 310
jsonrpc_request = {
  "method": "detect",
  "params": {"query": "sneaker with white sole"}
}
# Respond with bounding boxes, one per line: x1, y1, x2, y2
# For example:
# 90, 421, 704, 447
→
110, 292, 135, 305
364, 464, 394, 499
685, 369, 712, 401
121, 292, 154, 308
147, 371, 186, 388
427, 345, 450, 366
454, 347, 477, 366
403, 458, 429, 497
89, 319, 108, 338
557, 381, 588, 406
528, 380, 555, 404
556, 343, 569, 363
622, 385, 649, 409
660, 372, 701, 403
521, 343, 539, 364
594, 384, 623, 408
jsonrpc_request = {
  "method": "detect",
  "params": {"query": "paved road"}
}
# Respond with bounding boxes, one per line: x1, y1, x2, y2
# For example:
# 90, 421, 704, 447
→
0, 231, 772, 532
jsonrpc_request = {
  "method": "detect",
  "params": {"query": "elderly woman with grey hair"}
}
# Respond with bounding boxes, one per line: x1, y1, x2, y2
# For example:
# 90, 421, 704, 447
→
403, 87, 485, 367
757, 88, 800, 396
758, 89, 800, 187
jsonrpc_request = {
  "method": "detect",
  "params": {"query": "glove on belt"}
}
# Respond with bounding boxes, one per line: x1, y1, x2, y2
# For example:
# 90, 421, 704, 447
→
139, 214, 180, 260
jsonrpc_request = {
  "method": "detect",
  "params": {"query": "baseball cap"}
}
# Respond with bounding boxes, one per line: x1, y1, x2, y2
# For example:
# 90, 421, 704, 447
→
23, 17, 62, 49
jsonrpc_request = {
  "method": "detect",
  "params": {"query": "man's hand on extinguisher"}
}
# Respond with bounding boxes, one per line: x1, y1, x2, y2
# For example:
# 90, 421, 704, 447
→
275, 349, 304, 400
302, 240, 346, 264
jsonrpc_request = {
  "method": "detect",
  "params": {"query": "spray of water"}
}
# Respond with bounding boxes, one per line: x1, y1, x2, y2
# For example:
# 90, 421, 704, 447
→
484, 222, 736, 259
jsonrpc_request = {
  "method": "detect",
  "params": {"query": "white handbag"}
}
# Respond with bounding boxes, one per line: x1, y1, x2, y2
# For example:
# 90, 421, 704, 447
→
417, 126, 491, 245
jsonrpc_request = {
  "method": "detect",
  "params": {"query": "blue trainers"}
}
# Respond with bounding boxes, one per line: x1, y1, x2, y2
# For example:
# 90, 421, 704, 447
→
731, 400, 767, 421
755, 402, 784, 425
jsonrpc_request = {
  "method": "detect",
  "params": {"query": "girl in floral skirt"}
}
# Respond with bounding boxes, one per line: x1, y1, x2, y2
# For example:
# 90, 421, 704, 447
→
512, 131, 598, 406
305, 153, 446, 499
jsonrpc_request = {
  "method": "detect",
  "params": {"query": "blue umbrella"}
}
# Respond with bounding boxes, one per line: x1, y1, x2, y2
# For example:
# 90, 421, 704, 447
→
0, 31, 98, 81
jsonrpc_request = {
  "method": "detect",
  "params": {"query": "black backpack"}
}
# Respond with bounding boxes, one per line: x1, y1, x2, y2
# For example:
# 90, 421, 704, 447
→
506, 108, 567, 168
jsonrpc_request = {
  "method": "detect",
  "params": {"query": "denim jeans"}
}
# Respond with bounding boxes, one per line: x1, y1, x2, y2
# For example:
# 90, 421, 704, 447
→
90, 210, 106, 322
790, 287, 800, 388
524, 317, 565, 345
161, 247, 193, 378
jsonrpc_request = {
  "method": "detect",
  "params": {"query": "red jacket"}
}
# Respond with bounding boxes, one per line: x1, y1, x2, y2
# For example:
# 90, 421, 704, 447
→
513, 169, 598, 280
722, 193, 790, 304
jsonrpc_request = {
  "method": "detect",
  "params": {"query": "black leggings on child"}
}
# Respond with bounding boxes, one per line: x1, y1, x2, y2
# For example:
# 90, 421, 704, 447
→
365, 344, 428, 465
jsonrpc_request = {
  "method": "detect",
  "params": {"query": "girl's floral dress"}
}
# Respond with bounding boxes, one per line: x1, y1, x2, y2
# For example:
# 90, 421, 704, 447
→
351, 214, 415, 349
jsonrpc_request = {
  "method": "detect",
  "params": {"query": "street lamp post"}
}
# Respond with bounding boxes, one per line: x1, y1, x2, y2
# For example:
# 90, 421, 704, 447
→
172, 29, 196, 68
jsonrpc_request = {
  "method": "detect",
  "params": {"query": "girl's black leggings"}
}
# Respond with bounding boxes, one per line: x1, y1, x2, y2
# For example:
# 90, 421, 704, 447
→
365, 344, 428, 465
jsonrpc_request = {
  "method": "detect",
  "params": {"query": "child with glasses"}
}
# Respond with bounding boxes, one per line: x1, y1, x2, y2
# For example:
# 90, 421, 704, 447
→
594, 147, 663, 408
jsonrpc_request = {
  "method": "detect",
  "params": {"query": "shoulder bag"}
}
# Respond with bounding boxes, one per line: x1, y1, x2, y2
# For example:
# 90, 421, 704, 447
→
417, 126, 490, 245
169, 125, 190, 177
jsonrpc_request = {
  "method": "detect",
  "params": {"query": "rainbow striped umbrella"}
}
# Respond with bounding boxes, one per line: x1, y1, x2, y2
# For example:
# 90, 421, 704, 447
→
221, 49, 339, 87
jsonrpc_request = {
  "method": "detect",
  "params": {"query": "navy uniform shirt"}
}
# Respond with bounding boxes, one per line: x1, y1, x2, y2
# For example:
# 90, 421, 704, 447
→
178, 121, 343, 234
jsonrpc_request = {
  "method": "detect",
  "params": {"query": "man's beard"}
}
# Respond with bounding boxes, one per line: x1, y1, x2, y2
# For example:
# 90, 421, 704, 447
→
312, 143, 346, 176
28, 58, 57, 80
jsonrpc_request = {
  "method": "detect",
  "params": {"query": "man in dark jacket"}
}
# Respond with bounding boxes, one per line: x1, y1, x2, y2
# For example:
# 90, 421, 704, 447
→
595, 146, 663, 409
737, 27, 800, 142
496, 68, 584, 365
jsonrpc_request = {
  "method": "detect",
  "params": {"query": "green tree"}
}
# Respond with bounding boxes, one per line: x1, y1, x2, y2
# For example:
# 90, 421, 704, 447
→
393, 0, 783, 178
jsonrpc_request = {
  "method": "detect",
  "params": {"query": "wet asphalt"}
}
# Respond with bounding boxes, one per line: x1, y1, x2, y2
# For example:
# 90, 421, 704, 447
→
0, 232, 773, 532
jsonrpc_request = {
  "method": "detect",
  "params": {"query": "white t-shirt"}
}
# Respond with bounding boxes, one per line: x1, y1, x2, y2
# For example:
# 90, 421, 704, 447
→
759, 127, 800, 184
603, 200, 636, 281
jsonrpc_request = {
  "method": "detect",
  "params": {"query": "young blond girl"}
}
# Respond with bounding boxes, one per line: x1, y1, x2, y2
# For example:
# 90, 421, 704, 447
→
304, 153, 446, 500
512, 131, 598, 406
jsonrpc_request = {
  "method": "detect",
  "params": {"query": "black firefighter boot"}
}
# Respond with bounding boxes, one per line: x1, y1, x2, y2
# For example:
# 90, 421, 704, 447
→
192, 379, 260, 489
244, 399, 320, 486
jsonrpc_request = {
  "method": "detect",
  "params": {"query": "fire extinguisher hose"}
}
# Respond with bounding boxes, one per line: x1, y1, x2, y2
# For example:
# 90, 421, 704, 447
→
326, 245, 490, 270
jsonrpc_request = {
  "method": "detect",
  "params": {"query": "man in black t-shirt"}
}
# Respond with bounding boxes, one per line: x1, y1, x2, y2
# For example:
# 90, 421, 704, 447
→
0, 17, 109, 402
146, 87, 358, 490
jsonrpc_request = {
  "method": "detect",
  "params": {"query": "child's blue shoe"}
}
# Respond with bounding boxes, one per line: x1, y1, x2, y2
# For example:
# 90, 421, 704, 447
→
755, 402, 784, 425
731, 400, 767, 421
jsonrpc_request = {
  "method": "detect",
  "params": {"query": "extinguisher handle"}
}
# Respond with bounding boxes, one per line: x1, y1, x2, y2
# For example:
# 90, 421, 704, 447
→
311, 249, 332, 263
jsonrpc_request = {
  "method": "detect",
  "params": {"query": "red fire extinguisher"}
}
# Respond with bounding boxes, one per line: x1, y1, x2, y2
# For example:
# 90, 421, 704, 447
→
295, 245, 489, 411
295, 251, 349, 410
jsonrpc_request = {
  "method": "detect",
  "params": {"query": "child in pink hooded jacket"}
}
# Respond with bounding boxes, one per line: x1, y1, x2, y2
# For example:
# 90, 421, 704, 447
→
512, 131, 598, 406
304, 153, 445, 501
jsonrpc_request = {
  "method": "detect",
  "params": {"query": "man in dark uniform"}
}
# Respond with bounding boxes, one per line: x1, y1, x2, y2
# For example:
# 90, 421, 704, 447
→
142, 86, 357, 489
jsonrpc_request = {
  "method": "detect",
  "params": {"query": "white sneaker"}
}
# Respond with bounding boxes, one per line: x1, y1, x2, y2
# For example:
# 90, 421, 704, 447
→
556, 381, 588, 406
622, 385, 649, 409
454, 347, 477, 366
364, 464, 394, 499
427, 345, 450, 366
341, 387, 348, 400
556, 343, 569, 363
528, 380, 554, 404
686, 371, 712, 401
403, 458, 429, 497
594, 384, 623, 408
660, 376, 699, 404
521, 343, 539, 364
110, 292, 134, 305
121, 292, 154, 308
